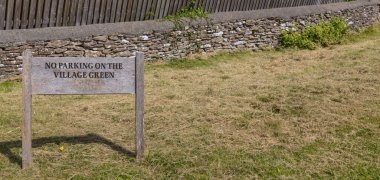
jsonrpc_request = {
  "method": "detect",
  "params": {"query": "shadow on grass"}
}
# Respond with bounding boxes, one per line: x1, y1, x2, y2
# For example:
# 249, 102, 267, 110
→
0, 133, 135, 167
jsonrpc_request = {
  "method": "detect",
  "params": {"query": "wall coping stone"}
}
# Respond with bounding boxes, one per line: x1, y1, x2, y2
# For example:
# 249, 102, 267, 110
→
0, 0, 378, 43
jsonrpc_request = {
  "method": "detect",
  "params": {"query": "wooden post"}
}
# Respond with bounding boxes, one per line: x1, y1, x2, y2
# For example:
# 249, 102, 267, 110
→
22, 50, 33, 169
135, 52, 144, 160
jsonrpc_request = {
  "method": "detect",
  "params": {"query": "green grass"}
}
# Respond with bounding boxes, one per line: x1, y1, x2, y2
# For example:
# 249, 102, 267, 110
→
0, 80, 21, 93
1, 24, 380, 179
153, 58, 213, 69
345, 26, 379, 43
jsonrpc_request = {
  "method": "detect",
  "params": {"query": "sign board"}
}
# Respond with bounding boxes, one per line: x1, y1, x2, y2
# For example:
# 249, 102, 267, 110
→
31, 57, 136, 95
21, 50, 144, 169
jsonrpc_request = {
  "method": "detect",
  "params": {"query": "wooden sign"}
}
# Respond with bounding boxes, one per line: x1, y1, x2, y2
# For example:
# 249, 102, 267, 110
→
22, 50, 144, 169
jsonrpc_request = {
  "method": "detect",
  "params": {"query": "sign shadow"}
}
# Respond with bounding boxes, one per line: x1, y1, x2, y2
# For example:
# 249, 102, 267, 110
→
0, 133, 136, 167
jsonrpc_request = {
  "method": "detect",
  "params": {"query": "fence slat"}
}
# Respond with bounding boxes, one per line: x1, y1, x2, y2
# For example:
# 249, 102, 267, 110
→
56, 0, 64, 26
126, 0, 134, 21
225, 0, 231, 11
42, 0, 51, 28
162, 0, 171, 18
252, 0, 258, 10
12, 0, 22, 29
21, 0, 30, 29
6, 0, 15, 29
62, 0, 71, 26
87, 0, 95, 24
212, 0, 218, 12
203, 0, 209, 12
69, 0, 78, 26
115, 0, 123, 22
109, 0, 117, 22
232, 0, 239, 11
120, 0, 128, 22
49, 0, 58, 27
27, 0, 37, 28
135, 0, 144, 21
224, 0, 231, 12
81, 0, 89, 25
173, 0, 181, 14
237, 0, 244, 11
246, 0, 252, 10
99, 0, 106, 23
0, 0, 6, 30
35, 0, 44, 28
237, 0, 243, 11
215, 0, 221, 12
104, 0, 112, 22
148, 0, 157, 20
75, 0, 83, 25
138, 0, 146, 20
93, 0, 101, 23
154, 0, 162, 19
253, 0, 259, 10
145, 0, 153, 20
168, 0, 175, 15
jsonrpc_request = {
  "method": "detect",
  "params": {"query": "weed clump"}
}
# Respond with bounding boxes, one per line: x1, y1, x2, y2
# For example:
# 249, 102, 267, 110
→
280, 17, 349, 49
164, 0, 208, 29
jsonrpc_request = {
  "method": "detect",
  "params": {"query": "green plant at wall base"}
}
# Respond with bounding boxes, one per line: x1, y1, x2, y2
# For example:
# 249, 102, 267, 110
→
280, 17, 349, 50
164, 0, 208, 29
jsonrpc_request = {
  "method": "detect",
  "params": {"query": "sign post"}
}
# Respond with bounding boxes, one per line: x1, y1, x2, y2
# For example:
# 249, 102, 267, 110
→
22, 50, 32, 169
21, 50, 144, 169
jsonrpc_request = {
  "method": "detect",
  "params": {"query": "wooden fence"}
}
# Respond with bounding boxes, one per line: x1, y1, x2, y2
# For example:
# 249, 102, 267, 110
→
0, 0, 346, 30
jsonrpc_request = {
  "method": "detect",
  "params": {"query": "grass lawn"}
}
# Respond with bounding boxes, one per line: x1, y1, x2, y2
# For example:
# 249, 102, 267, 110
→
0, 25, 380, 179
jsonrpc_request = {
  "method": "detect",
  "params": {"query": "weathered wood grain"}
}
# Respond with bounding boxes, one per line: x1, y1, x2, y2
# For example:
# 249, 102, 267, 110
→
35, 0, 44, 28
56, 0, 64, 26
149, 0, 158, 20
13, 0, 22, 29
162, 0, 171, 18
49, 0, 58, 27
144, 0, 153, 20
81, 0, 89, 25
104, 0, 112, 22
119, 0, 128, 22
6, 0, 15, 29
135, 0, 144, 21
115, 0, 123, 22
93, 0, 101, 23
28, 0, 37, 28
99, 0, 107, 23
0, 0, 6, 30
87, 0, 96, 24
110, 0, 118, 22
42, 0, 51, 27
21, 0, 30, 29
76, 0, 84, 26
126, 0, 134, 21
62, 0, 71, 26
30, 57, 136, 95
69, 0, 78, 26
22, 50, 33, 170
135, 52, 144, 160
154, 0, 163, 19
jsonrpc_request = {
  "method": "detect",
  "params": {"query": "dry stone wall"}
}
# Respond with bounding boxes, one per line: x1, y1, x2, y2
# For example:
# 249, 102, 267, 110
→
0, 4, 379, 79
